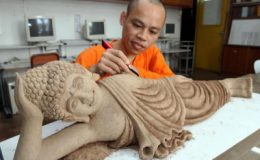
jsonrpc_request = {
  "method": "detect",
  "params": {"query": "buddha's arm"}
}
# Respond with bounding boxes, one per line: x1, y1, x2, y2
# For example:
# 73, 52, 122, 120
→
38, 104, 127, 160
14, 108, 125, 160
14, 111, 125, 160
15, 117, 102, 160
14, 76, 98, 160
38, 123, 98, 160
14, 75, 44, 160
14, 75, 127, 160
14, 116, 43, 160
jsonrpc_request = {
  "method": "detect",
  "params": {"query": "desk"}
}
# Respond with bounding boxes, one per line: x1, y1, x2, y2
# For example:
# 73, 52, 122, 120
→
0, 43, 63, 57
0, 59, 30, 71
0, 93, 259, 160
162, 48, 191, 75
0, 60, 30, 116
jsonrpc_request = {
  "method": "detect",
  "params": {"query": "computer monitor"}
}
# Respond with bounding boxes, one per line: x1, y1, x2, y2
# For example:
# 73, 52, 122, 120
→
25, 16, 56, 43
160, 22, 176, 38
83, 19, 106, 40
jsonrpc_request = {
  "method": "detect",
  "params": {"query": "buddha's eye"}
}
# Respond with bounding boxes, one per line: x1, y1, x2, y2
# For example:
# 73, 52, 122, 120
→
72, 76, 84, 89
67, 97, 79, 113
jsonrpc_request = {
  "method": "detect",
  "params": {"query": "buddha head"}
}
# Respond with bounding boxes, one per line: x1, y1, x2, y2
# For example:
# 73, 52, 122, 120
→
19, 61, 101, 123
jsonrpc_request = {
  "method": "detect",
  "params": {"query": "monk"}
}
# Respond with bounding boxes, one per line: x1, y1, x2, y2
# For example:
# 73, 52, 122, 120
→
14, 61, 252, 160
76, 0, 174, 79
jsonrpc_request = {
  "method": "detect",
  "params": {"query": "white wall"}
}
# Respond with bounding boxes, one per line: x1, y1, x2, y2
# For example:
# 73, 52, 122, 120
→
0, 0, 182, 63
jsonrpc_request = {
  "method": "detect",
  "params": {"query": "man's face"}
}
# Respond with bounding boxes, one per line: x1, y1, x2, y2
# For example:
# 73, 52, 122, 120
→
121, 1, 165, 55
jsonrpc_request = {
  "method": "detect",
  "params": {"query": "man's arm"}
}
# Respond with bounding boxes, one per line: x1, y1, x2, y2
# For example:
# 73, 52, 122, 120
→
133, 46, 174, 79
76, 45, 131, 76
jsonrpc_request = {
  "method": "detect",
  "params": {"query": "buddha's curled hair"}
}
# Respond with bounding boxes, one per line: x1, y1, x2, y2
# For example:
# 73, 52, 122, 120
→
21, 61, 90, 120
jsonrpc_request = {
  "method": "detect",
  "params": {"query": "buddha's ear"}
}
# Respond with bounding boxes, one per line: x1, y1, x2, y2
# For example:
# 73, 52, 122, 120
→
63, 115, 76, 122
64, 114, 90, 123
82, 67, 100, 81
76, 116, 90, 123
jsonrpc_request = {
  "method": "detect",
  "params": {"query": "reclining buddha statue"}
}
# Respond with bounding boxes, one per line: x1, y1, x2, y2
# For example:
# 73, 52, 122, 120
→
14, 61, 252, 160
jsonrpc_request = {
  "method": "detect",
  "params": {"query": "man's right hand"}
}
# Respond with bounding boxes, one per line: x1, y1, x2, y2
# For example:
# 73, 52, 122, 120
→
90, 48, 131, 76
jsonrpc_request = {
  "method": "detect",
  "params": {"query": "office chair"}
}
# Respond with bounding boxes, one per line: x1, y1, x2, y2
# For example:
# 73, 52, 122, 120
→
30, 52, 59, 68
254, 59, 260, 73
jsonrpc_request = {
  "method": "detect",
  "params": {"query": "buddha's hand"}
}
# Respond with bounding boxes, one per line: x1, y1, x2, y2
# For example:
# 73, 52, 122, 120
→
14, 74, 43, 121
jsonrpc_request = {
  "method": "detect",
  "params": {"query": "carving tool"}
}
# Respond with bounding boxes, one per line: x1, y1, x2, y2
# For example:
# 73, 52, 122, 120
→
101, 40, 139, 76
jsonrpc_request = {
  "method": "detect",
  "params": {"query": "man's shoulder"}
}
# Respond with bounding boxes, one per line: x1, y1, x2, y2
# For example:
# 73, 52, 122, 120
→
86, 44, 104, 52
79, 45, 105, 55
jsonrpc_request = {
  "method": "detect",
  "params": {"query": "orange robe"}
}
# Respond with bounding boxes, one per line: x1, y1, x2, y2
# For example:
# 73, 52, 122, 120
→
76, 43, 174, 79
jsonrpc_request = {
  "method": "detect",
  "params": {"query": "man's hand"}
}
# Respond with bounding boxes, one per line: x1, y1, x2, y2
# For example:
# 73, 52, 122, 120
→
90, 48, 131, 76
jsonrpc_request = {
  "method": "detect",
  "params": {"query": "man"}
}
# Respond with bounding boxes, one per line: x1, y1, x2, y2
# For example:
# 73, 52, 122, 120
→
76, 0, 174, 79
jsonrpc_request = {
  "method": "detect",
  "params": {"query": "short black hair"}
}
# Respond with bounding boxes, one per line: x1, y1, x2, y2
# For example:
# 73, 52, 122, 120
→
126, 0, 166, 17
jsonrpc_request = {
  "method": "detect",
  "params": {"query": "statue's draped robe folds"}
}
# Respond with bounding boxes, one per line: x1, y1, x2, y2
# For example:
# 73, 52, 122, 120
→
100, 76, 230, 160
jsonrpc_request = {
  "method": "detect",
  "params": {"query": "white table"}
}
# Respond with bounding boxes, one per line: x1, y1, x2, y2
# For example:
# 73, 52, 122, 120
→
1, 93, 260, 160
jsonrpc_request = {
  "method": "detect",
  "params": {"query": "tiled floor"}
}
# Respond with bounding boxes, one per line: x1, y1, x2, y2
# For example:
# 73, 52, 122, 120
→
0, 69, 230, 142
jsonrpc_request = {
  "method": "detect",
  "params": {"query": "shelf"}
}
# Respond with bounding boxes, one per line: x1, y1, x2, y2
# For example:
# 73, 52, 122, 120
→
222, 45, 260, 75
222, 1, 260, 75
0, 42, 64, 50
233, 1, 260, 7
0, 45, 38, 50
232, 1, 260, 19
227, 44, 260, 48
0, 40, 91, 51
161, 0, 193, 8
60, 39, 94, 46
233, 16, 260, 19
232, 7, 260, 19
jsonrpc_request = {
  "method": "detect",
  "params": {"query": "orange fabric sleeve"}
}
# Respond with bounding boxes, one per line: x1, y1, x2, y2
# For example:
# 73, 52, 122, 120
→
76, 45, 105, 68
132, 44, 174, 79
76, 44, 174, 79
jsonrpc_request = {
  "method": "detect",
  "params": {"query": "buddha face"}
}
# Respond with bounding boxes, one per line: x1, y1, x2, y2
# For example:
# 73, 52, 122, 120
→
61, 73, 102, 123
